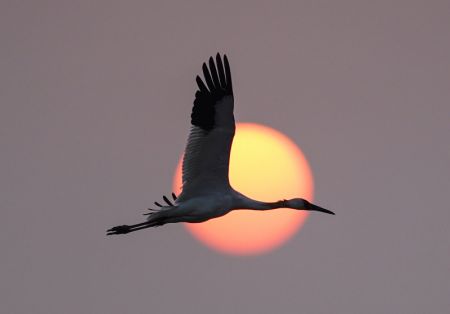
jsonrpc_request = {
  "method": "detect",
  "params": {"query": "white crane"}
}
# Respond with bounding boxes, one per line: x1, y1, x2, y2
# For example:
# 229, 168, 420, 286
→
107, 53, 334, 235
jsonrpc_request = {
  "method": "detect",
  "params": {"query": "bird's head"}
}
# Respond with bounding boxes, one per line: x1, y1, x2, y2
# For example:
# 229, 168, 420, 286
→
285, 198, 335, 215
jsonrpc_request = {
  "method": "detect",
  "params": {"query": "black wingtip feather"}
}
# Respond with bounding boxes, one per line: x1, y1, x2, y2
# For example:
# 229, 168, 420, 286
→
191, 53, 233, 131
202, 63, 215, 91
196, 76, 208, 93
223, 54, 232, 93
208, 57, 220, 88
216, 54, 226, 88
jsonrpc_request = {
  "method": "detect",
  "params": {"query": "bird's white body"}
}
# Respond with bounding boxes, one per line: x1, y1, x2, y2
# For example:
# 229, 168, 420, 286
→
107, 54, 333, 235
168, 192, 237, 223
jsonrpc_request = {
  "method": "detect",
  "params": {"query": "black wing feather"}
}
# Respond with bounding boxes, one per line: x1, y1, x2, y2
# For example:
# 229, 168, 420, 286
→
191, 53, 233, 131
209, 57, 221, 89
216, 53, 226, 88
202, 63, 215, 91
224, 55, 233, 93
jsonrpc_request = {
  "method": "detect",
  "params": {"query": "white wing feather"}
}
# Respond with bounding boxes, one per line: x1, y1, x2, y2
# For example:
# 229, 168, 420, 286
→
179, 54, 234, 199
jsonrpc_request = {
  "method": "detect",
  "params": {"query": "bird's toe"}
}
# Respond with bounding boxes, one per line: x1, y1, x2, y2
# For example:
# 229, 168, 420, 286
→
107, 225, 131, 235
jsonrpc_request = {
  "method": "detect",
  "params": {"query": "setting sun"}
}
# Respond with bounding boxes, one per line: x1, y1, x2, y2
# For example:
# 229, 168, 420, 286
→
173, 123, 314, 255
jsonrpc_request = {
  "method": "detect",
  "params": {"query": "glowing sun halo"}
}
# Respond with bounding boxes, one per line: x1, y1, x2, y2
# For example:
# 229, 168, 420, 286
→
173, 123, 314, 255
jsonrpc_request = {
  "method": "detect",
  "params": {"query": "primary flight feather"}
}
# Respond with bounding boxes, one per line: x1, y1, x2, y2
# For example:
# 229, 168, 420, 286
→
107, 53, 334, 235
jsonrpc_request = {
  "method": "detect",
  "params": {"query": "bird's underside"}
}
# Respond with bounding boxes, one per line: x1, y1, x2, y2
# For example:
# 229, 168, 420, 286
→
107, 53, 334, 236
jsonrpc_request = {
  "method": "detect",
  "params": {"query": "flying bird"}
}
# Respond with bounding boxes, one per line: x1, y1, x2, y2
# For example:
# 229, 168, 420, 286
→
107, 53, 334, 235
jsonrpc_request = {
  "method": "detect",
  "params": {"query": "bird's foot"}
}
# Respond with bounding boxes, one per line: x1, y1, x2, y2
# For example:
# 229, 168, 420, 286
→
107, 225, 131, 235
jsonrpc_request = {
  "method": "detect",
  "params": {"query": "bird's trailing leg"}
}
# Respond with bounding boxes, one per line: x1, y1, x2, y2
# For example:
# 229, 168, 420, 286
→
109, 195, 176, 232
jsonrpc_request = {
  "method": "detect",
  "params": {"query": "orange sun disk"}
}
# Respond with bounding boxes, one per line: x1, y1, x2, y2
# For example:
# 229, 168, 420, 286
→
173, 123, 314, 255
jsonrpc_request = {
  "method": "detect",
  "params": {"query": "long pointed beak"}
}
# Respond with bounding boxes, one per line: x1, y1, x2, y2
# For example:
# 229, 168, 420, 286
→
309, 203, 335, 215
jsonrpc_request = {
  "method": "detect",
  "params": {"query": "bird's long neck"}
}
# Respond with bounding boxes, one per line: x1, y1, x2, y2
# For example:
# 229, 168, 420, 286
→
232, 192, 288, 211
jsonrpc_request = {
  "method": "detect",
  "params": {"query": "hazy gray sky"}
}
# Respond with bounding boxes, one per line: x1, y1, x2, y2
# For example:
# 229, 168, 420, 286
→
1, 1, 449, 313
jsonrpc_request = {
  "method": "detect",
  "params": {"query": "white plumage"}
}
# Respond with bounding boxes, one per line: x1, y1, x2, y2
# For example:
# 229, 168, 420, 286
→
107, 54, 333, 235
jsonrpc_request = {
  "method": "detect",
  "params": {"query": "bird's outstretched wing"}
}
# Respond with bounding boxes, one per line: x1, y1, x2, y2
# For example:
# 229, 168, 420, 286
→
179, 53, 235, 198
